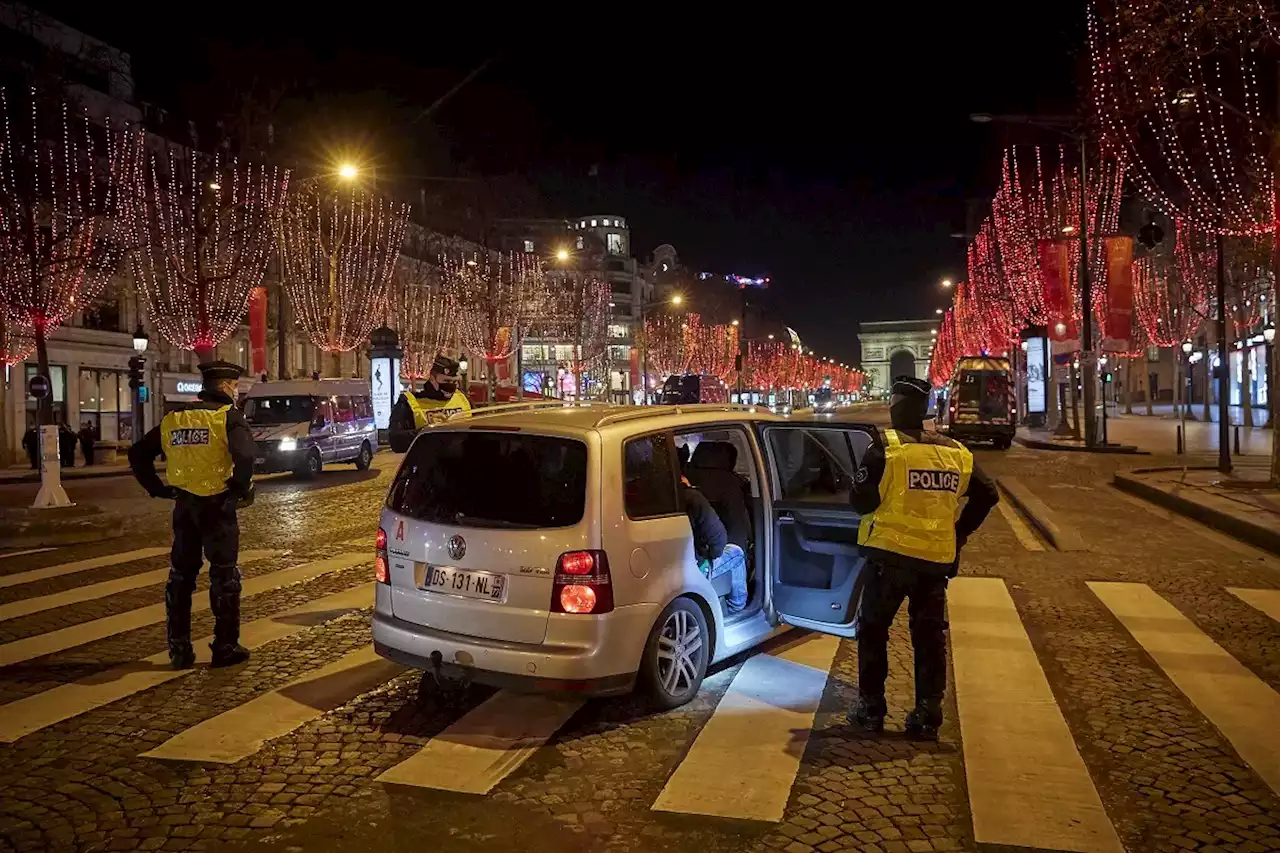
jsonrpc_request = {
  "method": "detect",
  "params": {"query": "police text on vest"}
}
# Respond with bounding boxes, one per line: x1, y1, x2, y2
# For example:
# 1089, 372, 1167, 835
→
169, 428, 211, 445
908, 469, 960, 492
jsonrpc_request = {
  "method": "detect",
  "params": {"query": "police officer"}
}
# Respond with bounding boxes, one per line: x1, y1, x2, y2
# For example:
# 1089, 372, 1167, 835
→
387, 354, 472, 452
849, 376, 998, 740
128, 361, 257, 670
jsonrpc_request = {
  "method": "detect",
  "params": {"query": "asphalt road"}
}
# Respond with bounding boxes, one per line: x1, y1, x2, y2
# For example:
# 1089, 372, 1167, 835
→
1, 404, 1279, 853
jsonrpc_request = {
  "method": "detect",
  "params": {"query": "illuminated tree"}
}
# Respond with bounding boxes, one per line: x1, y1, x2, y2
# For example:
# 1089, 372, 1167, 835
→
688, 320, 739, 382
446, 249, 546, 400
281, 183, 409, 375
641, 313, 695, 379
0, 88, 139, 431
390, 252, 456, 381
536, 270, 611, 399
131, 146, 289, 360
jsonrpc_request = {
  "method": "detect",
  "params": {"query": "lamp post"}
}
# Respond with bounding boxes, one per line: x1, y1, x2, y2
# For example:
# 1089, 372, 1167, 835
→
972, 112, 1097, 447
1265, 324, 1276, 428
129, 325, 150, 441
637, 294, 683, 405
1181, 339, 1193, 446
458, 354, 469, 401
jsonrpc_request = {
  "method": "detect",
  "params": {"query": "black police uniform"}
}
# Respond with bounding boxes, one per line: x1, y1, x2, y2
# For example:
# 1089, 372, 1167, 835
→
849, 376, 999, 738
387, 354, 466, 453
128, 361, 257, 669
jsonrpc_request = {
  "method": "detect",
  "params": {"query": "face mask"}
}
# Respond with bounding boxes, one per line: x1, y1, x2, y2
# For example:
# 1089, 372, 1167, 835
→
437, 381, 458, 395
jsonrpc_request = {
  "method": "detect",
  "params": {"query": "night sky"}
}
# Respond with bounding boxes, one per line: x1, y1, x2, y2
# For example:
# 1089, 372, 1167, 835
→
36, 3, 1083, 365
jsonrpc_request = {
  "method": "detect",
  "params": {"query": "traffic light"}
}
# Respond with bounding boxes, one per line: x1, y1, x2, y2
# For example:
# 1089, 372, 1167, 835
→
128, 355, 146, 390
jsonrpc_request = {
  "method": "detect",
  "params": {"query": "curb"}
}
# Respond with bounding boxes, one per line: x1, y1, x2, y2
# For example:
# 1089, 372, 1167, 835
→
997, 476, 1088, 551
1114, 471, 1280, 557
1013, 436, 1147, 455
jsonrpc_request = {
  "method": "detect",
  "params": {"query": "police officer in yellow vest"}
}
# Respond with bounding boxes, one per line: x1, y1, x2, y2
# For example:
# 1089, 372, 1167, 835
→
850, 376, 998, 740
128, 361, 257, 670
387, 353, 472, 452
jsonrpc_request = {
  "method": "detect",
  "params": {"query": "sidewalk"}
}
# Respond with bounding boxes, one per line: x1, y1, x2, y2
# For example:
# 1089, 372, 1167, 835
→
1115, 465, 1280, 555
1117, 402, 1271, 425
0, 460, 160, 484
1020, 409, 1275, 457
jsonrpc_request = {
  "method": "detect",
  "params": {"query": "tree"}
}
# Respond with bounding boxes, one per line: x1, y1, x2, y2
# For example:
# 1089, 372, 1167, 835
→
536, 269, 611, 400
0, 87, 139, 431
130, 145, 289, 360
446, 249, 546, 400
281, 182, 409, 375
391, 229, 456, 381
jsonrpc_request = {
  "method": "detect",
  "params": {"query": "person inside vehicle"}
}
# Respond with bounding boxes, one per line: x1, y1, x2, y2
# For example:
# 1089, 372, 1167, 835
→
681, 473, 748, 614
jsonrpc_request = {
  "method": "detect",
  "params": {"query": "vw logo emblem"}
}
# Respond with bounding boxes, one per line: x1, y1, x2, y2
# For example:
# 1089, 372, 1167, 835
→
447, 535, 466, 561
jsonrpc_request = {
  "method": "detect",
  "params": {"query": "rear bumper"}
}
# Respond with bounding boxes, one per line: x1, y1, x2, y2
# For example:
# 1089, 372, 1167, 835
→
948, 423, 1015, 439
371, 599, 659, 697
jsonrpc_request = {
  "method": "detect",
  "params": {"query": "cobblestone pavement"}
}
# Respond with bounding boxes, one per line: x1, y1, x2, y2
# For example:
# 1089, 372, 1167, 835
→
1, 439, 1279, 853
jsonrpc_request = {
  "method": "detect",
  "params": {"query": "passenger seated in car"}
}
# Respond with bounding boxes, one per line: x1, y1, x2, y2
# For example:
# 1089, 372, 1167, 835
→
681, 475, 748, 613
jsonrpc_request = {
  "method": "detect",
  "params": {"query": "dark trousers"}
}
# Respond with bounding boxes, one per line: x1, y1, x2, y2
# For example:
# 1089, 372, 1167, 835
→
167, 491, 242, 655
80, 435, 94, 466
857, 560, 949, 717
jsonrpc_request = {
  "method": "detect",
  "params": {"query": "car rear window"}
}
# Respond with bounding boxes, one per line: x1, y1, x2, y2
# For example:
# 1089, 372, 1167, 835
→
386, 431, 588, 529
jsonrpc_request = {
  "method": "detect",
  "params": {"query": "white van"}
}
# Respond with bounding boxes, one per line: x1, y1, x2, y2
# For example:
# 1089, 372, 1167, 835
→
243, 379, 377, 478
373, 402, 876, 709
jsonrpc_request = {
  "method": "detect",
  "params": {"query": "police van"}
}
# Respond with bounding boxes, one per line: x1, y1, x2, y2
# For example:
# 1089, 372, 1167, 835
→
243, 379, 376, 478
939, 355, 1016, 449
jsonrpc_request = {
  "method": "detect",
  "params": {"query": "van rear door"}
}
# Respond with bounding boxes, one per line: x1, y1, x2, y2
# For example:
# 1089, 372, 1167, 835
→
381, 428, 596, 645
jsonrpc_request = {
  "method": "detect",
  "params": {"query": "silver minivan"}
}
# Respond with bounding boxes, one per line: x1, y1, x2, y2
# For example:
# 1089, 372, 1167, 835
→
373, 402, 877, 709
243, 379, 377, 478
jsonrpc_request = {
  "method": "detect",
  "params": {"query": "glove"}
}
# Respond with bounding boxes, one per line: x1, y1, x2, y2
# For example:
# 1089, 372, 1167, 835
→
150, 485, 177, 500
235, 485, 256, 509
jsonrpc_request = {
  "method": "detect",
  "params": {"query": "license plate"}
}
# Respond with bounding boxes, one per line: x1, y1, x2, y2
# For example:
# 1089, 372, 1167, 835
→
420, 565, 506, 602
255, 457, 266, 465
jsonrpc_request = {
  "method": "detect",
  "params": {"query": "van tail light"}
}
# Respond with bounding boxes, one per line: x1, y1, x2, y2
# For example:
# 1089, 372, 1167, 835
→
375, 528, 389, 584
551, 550, 613, 615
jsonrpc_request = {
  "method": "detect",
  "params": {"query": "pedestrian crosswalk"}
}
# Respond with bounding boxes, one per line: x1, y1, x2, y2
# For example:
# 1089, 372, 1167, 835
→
2, 542, 1280, 852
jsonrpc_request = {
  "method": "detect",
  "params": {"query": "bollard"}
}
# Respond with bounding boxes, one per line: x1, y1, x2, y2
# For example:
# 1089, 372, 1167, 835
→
1176, 424, 1183, 455
1235, 425, 1241, 456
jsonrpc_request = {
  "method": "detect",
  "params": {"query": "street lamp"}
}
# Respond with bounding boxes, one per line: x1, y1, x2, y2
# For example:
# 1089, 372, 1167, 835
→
555, 248, 570, 262
1265, 326, 1276, 428
338, 163, 359, 180
132, 325, 149, 354
941, 278, 953, 289
731, 319, 739, 327
636, 294, 686, 404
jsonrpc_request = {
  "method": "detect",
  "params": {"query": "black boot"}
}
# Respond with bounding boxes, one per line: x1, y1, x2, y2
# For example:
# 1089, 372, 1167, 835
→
849, 693, 886, 733
164, 581, 195, 670
904, 700, 942, 741
210, 643, 250, 667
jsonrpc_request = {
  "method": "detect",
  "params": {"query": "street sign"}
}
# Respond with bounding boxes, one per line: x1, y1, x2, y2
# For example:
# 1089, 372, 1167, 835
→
27, 374, 50, 399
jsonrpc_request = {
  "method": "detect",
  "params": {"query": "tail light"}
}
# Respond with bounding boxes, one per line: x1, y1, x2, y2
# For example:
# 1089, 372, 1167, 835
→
551, 550, 613, 615
375, 527, 389, 584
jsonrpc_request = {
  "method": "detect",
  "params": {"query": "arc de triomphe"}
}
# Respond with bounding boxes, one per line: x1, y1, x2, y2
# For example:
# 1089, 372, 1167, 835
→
858, 319, 940, 393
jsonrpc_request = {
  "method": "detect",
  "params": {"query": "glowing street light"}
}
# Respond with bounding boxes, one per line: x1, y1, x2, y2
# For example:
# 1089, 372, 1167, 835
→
935, 308, 944, 314
671, 294, 683, 305
731, 319, 739, 326
338, 163, 359, 181
555, 248, 570, 262
941, 278, 953, 288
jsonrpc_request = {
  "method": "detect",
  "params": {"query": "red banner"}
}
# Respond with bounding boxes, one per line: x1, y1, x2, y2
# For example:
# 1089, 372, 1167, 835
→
1038, 239, 1075, 342
248, 287, 267, 376
1103, 235, 1134, 351
630, 348, 640, 387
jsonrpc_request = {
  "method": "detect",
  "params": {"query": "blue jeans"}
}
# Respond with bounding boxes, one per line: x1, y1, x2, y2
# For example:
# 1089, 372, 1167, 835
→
702, 543, 748, 613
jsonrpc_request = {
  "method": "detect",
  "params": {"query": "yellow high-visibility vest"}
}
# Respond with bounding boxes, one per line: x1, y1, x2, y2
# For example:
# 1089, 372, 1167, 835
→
404, 389, 471, 429
161, 406, 234, 497
856, 429, 973, 564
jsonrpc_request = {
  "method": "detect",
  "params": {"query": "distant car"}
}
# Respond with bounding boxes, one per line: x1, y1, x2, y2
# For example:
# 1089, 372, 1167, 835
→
374, 402, 878, 709
814, 389, 836, 413
243, 379, 376, 478
660, 373, 729, 405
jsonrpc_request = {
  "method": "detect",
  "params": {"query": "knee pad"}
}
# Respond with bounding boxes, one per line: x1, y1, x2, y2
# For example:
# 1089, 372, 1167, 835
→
166, 568, 197, 593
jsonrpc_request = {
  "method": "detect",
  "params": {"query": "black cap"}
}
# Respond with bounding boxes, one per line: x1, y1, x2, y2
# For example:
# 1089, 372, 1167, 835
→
198, 361, 246, 384
891, 375, 931, 399
431, 354, 460, 378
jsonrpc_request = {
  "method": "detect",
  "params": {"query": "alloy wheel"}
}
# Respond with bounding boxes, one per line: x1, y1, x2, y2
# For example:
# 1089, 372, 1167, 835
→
655, 608, 703, 697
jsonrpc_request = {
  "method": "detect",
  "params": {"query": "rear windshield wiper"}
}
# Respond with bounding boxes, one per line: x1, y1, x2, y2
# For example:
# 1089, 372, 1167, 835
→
454, 515, 540, 530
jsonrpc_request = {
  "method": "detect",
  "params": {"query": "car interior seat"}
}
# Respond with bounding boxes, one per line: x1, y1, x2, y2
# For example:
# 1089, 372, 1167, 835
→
685, 441, 753, 602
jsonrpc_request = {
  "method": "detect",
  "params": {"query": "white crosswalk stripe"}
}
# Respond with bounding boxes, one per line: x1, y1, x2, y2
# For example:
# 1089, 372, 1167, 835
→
0, 549, 286, 622
0, 547, 170, 589
7, 546, 1280, 853
0, 582, 373, 743
0, 547, 57, 560
1090, 581, 1280, 799
0, 552, 368, 667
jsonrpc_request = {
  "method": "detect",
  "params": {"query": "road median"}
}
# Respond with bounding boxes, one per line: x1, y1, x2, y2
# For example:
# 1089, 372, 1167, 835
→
996, 477, 1088, 552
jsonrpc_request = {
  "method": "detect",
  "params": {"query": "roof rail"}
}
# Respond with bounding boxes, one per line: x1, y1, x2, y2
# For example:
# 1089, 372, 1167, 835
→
444, 400, 614, 421
593, 403, 764, 427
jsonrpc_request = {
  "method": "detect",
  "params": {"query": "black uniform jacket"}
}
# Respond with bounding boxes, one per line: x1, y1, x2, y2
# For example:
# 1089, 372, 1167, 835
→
128, 389, 256, 499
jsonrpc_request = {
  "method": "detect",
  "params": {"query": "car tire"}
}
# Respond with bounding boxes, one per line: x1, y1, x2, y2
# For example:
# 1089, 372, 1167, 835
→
295, 449, 322, 480
354, 442, 373, 470
638, 597, 709, 711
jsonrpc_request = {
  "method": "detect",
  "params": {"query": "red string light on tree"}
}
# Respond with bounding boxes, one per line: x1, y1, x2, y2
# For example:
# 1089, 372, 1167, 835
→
281, 183, 409, 359
389, 256, 455, 380
0, 87, 139, 383
445, 249, 547, 372
131, 146, 288, 358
